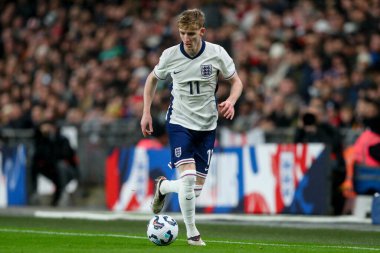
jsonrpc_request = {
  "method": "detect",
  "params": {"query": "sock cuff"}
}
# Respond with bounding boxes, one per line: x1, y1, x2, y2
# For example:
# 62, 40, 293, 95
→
195, 185, 202, 198
180, 170, 197, 179
195, 185, 203, 190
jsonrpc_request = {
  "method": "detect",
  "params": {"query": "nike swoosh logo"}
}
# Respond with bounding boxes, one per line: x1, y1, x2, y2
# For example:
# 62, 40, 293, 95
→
173, 70, 183, 74
186, 197, 194, 200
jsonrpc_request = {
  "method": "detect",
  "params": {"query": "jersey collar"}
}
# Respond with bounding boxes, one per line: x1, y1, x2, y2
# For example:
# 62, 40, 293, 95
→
180, 40, 206, 60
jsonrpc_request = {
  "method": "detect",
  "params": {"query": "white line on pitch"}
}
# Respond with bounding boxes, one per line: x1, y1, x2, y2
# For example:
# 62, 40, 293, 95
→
0, 228, 379, 251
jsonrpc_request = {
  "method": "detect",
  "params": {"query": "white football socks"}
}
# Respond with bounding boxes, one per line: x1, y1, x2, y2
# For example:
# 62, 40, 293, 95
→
158, 170, 200, 238
160, 178, 203, 198
194, 185, 203, 198
160, 179, 180, 195
178, 170, 199, 238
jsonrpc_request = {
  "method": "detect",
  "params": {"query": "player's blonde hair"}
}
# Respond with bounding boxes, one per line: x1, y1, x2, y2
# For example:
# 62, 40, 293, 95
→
177, 9, 205, 30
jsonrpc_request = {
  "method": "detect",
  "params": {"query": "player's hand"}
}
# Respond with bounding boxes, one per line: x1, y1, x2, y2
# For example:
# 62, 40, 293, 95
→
140, 113, 153, 137
218, 100, 235, 120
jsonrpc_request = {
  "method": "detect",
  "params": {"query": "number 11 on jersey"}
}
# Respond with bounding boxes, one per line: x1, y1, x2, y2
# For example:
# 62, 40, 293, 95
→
187, 81, 200, 95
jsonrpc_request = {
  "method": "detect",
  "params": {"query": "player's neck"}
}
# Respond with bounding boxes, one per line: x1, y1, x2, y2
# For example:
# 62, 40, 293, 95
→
185, 41, 202, 57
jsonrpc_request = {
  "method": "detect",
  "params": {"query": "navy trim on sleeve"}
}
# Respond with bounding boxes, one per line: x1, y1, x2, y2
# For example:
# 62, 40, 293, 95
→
224, 70, 236, 80
153, 70, 166, 80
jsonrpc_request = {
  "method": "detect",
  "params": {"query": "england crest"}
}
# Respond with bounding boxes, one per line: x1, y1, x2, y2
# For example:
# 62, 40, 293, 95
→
175, 147, 182, 158
201, 64, 212, 77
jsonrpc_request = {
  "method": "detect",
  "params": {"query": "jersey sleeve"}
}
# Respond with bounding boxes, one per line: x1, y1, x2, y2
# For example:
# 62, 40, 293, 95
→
153, 50, 169, 80
219, 46, 236, 80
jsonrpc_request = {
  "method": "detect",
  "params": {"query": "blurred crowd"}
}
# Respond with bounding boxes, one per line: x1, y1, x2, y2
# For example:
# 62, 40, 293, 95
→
0, 0, 380, 134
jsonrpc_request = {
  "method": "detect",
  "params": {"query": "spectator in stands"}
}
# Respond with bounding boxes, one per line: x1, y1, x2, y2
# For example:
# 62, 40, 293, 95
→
338, 104, 356, 129
294, 104, 346, 215
353, 96, 380, 167
231, 99, 255, 132
263, 93, 296, 127
137, 118, 168, 149
0, 0, 378, 135
30, 120, 79, 206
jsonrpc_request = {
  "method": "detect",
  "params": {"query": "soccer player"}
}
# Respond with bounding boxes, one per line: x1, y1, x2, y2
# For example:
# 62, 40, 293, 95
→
140, 9, 243, 246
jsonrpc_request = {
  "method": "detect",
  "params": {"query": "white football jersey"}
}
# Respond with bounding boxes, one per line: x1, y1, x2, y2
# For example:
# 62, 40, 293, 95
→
154, 41, 236, 131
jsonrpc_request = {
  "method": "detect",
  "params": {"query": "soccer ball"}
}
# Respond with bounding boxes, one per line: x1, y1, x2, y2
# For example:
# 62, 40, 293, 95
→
147, 215, 178, 246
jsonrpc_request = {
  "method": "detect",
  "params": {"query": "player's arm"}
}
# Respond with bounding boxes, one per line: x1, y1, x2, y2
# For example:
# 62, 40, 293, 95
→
141, 71, 158, 137
218, 73, 243, 120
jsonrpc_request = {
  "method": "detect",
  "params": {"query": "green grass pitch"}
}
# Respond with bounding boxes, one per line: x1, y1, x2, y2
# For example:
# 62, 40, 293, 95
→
0, 215, 379, 253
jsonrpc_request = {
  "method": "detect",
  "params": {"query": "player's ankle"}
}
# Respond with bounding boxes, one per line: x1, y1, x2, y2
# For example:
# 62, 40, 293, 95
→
185, 224, 199, 238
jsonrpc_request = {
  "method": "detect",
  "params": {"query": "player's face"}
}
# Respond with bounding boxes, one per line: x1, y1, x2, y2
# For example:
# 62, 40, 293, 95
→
179, 27, 205, 52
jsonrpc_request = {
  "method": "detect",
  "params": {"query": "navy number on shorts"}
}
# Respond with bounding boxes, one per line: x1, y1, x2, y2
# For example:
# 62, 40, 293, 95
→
187, 81, 200, 95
